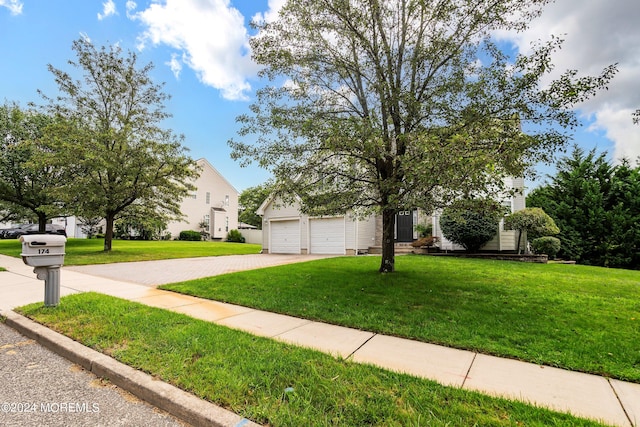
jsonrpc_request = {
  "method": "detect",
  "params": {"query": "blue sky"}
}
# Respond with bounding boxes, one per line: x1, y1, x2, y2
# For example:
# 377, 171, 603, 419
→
1, 0, 639, 192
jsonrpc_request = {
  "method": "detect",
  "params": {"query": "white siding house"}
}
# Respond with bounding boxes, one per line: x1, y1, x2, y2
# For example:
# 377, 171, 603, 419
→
259, 177, 526, 254
166, 158, 239, 240
257, 196, 377, 255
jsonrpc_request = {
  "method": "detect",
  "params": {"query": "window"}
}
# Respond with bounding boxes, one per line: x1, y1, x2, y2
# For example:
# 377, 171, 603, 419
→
206, 192, 211, 204
204, 214, 210, 228
502, 199, 513, 214
225, 217, 229, 232
225, 195, 229, 207
189, 191, 197, 199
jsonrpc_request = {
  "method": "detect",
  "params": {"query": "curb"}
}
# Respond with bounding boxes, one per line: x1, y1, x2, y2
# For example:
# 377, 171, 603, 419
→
3, 310, 260, 427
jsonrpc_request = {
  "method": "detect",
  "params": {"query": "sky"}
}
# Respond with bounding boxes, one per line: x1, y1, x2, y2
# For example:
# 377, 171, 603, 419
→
1, 0, 639, 193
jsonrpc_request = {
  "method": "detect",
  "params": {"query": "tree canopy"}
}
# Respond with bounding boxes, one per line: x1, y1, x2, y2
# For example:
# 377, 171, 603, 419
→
238, 183, 274, 229
230, 0, 616, 272
0, 103, 71, 230
40, 38, 199, 251
528, 146, 640, 269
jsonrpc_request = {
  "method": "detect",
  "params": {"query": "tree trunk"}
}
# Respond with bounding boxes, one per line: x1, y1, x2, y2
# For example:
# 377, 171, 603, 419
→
37, 212, 47, 233
379, 208, 396, 273
104, 214, 115, 251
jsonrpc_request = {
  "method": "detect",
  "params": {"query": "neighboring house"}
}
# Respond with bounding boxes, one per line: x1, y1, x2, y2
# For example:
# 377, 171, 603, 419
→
2, 159, 240, 240
166, 158, 239, 240
258, 177, 525, 254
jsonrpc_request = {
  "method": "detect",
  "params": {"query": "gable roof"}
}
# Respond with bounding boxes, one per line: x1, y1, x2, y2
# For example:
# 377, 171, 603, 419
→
196, 158, 239, 195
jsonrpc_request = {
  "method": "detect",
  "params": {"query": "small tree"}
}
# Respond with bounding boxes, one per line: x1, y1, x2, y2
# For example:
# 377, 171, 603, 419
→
504, 207, 560, 254
77, 216, 103, 238
440, 199, 504, 252
41, 38, 198, 251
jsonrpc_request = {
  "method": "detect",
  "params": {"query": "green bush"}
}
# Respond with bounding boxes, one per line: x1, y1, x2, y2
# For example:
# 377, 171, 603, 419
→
504, 207, 559, 240
414, 223, 433, 238
226, 229, 246, 243
440, 198, 503, 252
179, 230, 202, 241
531, 236, 561, 259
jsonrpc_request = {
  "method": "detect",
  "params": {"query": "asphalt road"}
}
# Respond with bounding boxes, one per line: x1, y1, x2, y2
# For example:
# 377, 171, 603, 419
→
0, 322, 188, 427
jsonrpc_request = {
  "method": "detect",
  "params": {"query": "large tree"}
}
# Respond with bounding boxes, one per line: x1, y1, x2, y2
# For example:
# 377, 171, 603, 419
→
0, 103, 70, 230
41, 38, 198, 251
230, 0, 616, 272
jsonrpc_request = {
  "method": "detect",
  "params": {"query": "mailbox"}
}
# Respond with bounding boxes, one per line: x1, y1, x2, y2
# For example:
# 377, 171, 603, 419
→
20, 234, 66, 307
20, 234, 66, 267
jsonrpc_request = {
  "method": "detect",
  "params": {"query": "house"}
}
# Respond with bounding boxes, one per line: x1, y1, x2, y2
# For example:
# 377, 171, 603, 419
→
2, 159, 239, 240
258, 177, 525, 254
166, 158, 239, 240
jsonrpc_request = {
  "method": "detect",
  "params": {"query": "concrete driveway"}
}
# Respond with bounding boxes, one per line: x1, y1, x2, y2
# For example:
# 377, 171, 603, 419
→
64, 254, 336, 286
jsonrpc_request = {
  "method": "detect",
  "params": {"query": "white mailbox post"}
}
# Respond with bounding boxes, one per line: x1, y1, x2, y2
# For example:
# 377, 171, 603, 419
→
20, 234, 66, 307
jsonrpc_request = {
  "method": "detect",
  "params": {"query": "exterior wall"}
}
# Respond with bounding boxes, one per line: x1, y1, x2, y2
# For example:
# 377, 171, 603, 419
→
167, 158, 239, 240
51, 217, 79, 238
240, 229, 262, 245
260, 197, 376, 254
355, 214, 377, 252
432, 177, 526, 252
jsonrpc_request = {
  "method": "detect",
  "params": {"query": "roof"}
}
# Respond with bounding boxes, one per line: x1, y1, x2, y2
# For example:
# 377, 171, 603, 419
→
195, 158, 239, 195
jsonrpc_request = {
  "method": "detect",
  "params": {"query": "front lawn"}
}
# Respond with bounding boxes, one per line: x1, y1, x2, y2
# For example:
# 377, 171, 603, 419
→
0, 238, 261, 265
17, 293, 604, 427
161, 255, 640, 383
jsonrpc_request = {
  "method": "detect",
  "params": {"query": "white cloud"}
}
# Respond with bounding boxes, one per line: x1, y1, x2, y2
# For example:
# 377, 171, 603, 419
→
125, 1, 137, 19
97, 0, 117, 21
252, 0, 286, 24
0, 0, 23, 15
165, 53, 182, 80
589, 107, 640, 162
497, 0, 640, 159
129, 0, 259, 101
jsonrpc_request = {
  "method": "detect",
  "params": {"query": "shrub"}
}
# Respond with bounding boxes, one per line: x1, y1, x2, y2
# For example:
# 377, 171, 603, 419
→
504, 207, 559, 254
226, 229, 246, 243
504, 207, 559, 239
411, 236, 439, 248
179, 230, 202, 241
440, 198, 503, 252
531, 236, 561, 259
414, 223, 433, 238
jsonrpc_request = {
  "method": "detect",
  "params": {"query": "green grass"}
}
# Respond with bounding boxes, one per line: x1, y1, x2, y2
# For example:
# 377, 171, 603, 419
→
17, 293, 605, 426
160, 255, 640, 383
0, 238, 261, 265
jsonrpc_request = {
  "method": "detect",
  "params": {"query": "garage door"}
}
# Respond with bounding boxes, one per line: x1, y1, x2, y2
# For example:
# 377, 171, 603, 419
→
310, 217, 345, 254
270, 220, 300, 254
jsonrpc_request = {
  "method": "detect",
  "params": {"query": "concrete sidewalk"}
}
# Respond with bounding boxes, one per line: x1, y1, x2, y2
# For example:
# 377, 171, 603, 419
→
1, 253, 639, 426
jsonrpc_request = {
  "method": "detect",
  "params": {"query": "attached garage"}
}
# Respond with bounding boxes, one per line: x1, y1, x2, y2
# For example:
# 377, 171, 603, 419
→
309, 217, 345, 254
270, 220, 300, 254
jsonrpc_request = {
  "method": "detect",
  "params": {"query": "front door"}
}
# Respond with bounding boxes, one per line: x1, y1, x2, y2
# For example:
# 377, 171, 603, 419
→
396, 210, 414, 242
